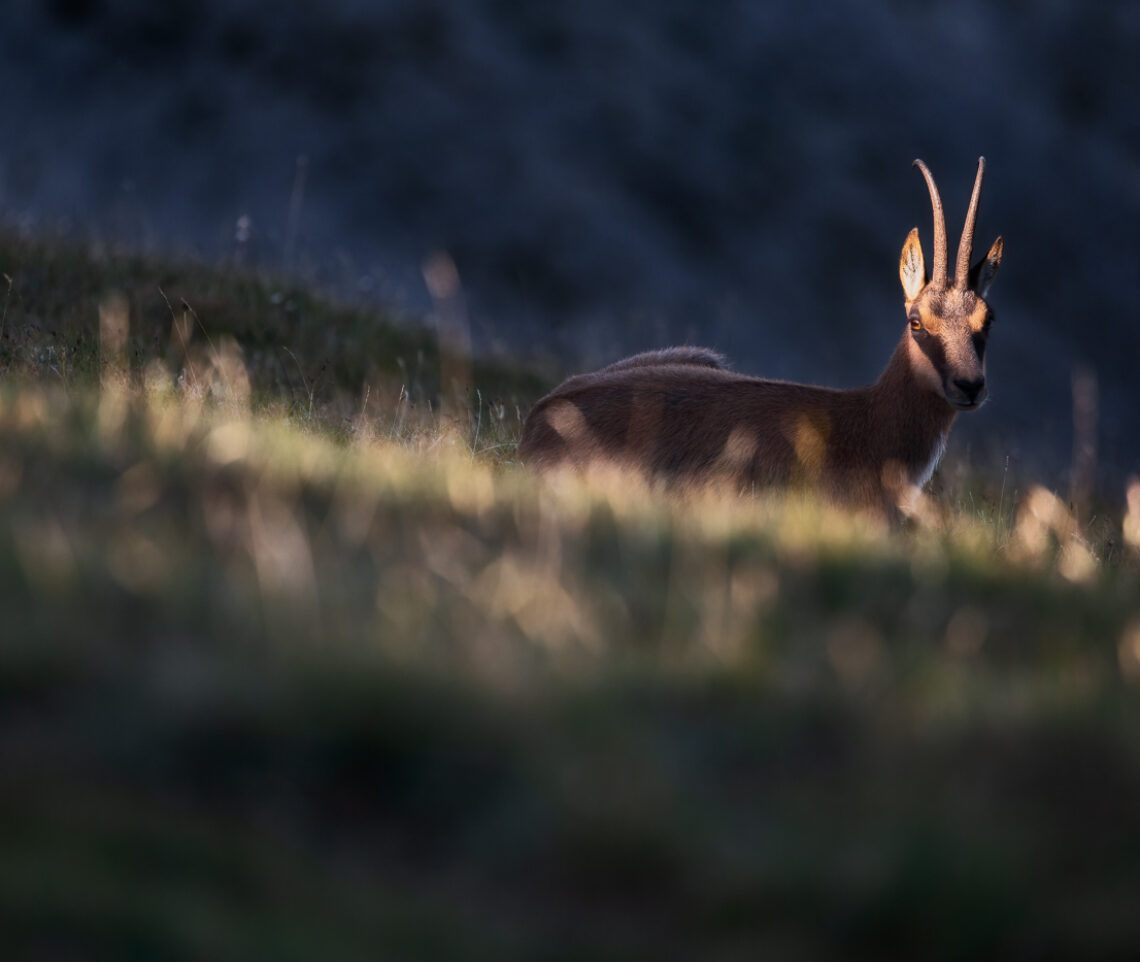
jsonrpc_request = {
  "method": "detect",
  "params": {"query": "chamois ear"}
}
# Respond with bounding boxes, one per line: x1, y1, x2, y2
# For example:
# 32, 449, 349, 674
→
969, 236, 1003, 297
899, 227, 926, 303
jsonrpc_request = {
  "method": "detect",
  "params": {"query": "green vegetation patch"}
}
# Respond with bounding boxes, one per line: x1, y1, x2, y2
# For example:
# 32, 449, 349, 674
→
0, 230, 547, 444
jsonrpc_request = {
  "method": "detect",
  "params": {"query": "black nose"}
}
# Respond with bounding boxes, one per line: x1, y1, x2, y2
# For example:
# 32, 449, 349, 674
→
953, 377, 986, 402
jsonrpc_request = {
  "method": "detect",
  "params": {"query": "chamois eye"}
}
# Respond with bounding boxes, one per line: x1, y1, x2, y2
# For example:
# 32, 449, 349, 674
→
909, 316, 923, 332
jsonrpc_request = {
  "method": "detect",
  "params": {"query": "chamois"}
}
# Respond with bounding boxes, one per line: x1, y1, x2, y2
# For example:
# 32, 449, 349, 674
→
519, 159, 1003, 516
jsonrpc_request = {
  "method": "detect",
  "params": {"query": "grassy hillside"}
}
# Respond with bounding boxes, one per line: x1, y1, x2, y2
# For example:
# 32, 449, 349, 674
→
2, 232, 1140, 959
0, 232, 545, 443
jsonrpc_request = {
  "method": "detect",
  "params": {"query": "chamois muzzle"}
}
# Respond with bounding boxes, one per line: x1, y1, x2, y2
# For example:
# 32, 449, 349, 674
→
950, 375, 987, 409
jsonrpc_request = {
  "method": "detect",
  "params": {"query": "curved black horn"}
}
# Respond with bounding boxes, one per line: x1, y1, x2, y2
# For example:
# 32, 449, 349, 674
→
913, 159, 948, 288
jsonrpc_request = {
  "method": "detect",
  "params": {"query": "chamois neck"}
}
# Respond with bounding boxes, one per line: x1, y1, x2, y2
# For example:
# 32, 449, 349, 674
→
875, 336, 944, 405
872, 334, 957, 465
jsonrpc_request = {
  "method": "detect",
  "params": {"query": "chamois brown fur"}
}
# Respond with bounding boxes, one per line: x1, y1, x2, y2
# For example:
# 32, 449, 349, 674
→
519, 159, 1003, 516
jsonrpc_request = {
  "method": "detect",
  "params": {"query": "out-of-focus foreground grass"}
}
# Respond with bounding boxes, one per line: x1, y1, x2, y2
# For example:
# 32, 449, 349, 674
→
3, 232, 1140, 960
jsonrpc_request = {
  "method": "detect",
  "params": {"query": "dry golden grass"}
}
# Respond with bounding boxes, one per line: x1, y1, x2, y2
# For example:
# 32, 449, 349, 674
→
2, 225, 1138, 692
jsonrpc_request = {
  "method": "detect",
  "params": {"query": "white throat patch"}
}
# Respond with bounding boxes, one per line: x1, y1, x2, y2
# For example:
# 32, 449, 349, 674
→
914, 429, 949, 490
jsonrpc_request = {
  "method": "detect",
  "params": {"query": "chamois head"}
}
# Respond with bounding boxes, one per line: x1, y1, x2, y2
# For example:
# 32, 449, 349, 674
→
899, 158, 1003, 410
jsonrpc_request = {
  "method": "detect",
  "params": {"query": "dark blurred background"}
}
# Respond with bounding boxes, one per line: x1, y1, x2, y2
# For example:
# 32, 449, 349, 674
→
2, 0, 1137, 487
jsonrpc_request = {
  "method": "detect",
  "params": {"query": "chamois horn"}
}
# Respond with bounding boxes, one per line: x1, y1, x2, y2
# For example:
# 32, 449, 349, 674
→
954, 156, 986, 290
912, 160, 948, 288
